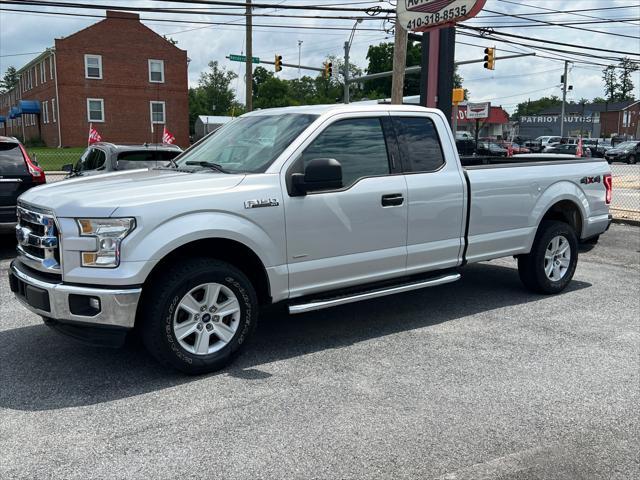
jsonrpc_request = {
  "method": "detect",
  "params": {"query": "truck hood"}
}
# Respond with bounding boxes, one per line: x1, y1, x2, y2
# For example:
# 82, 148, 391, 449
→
20, 168, 246, 217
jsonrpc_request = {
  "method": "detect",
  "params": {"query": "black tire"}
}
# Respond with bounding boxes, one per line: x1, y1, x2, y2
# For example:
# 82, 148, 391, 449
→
139, 258, 258, 375
629, 155, 636, 165
518, 220, 578, 294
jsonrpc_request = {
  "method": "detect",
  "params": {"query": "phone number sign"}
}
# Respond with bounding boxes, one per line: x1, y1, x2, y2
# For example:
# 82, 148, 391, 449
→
399, 0, 487, 31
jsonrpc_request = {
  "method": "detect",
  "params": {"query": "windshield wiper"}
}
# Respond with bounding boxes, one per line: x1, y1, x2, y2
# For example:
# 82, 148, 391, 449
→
184, 161, 229, 173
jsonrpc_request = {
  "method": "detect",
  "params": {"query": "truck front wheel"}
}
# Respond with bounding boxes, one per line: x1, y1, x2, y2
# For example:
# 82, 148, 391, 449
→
140, 258, 258, 374
518, 220, 578, 294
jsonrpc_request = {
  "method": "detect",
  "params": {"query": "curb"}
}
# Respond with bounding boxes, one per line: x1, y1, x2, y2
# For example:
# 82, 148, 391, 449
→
611, 217, 640, 227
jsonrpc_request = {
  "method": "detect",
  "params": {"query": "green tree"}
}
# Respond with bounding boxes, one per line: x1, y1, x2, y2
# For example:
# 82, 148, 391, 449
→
362, 41, 465, 100
188, 61, 239, 132
602, 65, 619, 101
618, 57, 638, 101
363, 41, 422, 98
0, 66, 18, 93
513, 96, 562, 118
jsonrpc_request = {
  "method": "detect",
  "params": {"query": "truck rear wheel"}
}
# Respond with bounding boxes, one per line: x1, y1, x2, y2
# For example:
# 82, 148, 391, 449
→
139, 258, 258, 374
518, 220, 578, 294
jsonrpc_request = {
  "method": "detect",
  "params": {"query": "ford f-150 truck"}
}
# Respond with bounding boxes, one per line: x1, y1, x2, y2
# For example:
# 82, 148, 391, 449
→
9, 105, 613, 374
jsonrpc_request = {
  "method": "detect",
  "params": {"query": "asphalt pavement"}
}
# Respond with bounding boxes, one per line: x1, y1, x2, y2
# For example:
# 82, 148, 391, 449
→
0, 224, 638, 479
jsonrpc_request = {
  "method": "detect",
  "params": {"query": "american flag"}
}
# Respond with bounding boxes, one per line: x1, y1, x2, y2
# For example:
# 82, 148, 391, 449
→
162, 126, 176, 145
88, 124, 102, 144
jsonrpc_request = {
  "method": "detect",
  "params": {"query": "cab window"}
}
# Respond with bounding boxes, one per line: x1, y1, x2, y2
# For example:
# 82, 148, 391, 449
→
301, 117, 390, 189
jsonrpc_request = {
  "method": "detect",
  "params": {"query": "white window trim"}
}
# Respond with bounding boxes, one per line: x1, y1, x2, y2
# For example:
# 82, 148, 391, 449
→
49, 55, 54, 80
44, 101, 49, 124
84, 54, 103, 80
51, 98, 57, 123
148, 59, 165, 83
35, 65, 38, 87
87, 98, 105, 123
150, 101, 166, 124
41, 61, 46, 84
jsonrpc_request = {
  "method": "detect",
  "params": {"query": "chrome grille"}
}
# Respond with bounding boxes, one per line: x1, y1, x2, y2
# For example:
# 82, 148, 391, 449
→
15, 204, 61, 273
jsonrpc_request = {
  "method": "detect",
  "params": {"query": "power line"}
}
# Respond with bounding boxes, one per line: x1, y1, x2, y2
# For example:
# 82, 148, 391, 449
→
0, 0, 388, 21
0, 7, 388, 32
457, 25, 640, 58
481, 8, 640, 39
494, 0, 640, 27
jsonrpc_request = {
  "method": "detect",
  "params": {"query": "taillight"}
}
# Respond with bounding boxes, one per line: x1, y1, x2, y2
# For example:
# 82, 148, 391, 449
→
603, 173, 612, 205
19, 144, 46, 184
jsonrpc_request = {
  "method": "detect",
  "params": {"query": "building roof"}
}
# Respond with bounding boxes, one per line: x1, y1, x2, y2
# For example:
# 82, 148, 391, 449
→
539, 100, 636, 115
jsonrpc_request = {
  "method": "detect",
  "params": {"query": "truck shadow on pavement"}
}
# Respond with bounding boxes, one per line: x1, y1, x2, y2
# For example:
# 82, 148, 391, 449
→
0, 262, 591, 411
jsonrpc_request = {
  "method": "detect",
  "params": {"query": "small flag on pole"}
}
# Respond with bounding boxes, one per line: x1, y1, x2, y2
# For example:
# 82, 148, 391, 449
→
88, 123, 102, 145
162, 126, 176, 145
576, 137, 583, 157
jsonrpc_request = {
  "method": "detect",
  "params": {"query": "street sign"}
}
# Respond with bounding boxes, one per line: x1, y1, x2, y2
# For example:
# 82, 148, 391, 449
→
228, 54, 260, 63
398, 0, 487, 32
467, 102, 490, 119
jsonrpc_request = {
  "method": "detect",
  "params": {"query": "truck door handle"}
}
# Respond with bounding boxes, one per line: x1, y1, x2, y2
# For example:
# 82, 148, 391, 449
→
381, 193, 404, 207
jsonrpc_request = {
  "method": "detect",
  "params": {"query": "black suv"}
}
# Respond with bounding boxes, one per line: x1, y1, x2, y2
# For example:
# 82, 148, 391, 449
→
0, 136, 46, 224
63, 143, 183, 178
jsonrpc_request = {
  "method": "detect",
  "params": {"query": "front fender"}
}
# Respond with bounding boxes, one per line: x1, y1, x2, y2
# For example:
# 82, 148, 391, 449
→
125, 211, 285, 269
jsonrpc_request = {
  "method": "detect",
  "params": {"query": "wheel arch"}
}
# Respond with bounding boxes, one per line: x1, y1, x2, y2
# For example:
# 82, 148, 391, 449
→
144, 237, 272, 305
531, 182, 589, 242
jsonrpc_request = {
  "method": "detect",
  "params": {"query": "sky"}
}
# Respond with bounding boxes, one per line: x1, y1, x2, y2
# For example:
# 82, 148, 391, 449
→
0, 0, 639, 114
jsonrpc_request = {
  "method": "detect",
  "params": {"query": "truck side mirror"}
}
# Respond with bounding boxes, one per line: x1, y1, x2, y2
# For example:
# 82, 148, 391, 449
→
61, 164, 74, 173
292, 158, 342, 195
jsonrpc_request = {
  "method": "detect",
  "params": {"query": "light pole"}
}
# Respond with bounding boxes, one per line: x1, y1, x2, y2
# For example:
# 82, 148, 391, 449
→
344, 19, 363, 104
298, 40, 303, 80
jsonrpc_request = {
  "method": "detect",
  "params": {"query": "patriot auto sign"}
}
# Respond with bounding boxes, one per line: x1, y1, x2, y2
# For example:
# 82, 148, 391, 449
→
398, 0, 487, 31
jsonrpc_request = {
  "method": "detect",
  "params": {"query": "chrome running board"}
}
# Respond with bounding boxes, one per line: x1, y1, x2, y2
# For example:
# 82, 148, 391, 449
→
288, 273, 461, 315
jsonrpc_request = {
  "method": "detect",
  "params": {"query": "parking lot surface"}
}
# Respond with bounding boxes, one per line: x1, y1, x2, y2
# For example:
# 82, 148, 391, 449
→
0, 224, 638, 479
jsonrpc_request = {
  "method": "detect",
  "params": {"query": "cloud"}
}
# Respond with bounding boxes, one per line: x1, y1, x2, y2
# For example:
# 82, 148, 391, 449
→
1, 0, 638, 112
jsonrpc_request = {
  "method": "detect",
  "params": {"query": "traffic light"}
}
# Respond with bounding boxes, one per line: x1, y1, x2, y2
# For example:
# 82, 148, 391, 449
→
323, 61, 333, 78
275, 55, 283, 72
483, 47, 495, 70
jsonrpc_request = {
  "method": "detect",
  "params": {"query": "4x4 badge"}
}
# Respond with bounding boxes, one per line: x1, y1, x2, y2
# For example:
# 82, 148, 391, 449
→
244, 198, 279, 209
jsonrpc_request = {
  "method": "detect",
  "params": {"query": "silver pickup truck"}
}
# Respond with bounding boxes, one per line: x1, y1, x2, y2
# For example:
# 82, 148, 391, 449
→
9, 104, 612, 374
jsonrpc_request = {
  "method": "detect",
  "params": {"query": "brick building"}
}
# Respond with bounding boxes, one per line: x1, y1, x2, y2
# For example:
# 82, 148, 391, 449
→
0, 10, 188, 147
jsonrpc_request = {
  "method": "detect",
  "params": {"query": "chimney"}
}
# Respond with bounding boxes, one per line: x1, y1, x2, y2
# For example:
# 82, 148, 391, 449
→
106, 10, 140, 21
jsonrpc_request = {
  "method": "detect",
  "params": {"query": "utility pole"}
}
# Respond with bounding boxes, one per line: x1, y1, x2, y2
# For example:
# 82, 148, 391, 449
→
245, 0, 253, 112
343, 19, 362, 104
298, 40, 303, 80
391, 23, 408, 104
343, 41, 350, 104
560, 60, 569, 137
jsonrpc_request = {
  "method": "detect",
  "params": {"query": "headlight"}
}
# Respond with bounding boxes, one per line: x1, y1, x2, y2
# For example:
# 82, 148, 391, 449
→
77, 218, 136, 268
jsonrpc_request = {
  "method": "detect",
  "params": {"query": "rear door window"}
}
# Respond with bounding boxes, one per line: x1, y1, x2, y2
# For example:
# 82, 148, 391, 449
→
0, 142, 28, 175
76, 148, 107, 172
392, 116, 445, 173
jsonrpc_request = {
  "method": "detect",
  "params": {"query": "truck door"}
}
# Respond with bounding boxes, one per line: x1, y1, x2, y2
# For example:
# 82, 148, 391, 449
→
390, 113, 466, 273
283, 114, 408, 299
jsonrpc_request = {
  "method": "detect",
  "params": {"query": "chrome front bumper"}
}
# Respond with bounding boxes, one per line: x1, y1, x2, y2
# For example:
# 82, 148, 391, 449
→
9, 261, 141, 329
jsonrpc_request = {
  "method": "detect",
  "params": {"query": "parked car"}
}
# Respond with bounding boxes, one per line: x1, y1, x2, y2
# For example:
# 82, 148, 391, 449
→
604, 141, 639, 164
523, 140, 543, 153
0, 136, 46, 224
535, 136, 562, 150
9, 104, 612, 374
62, 143, 183, 178
582, 139, 612, 158
497, 141, 530, 154
456, 138, 476, 157
544, 144, 591, 156
477, 141, 508, 156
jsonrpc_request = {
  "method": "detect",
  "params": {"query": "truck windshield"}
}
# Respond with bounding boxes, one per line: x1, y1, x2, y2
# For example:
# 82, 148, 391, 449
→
176, 113, 318, 173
